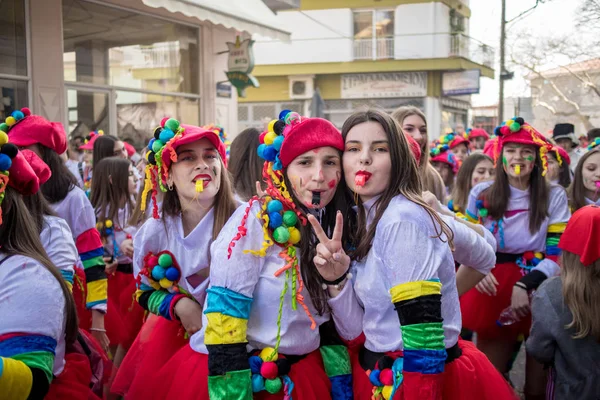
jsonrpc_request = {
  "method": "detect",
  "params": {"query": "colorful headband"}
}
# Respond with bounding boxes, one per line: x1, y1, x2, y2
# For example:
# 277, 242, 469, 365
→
587, 137, 600, 151
203, 123, 231, 158
0, 138, 21, 225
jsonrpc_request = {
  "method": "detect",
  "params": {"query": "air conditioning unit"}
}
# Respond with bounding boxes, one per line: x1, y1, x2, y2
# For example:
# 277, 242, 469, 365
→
289, 75, 314, 100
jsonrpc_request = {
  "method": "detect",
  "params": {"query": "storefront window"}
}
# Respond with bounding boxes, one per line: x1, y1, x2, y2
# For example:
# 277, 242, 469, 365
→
0, 0, 27, 77
0, 79, 28, 119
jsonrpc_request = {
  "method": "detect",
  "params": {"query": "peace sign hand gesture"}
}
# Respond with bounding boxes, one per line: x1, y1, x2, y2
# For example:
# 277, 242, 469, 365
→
307, 211, 351, 283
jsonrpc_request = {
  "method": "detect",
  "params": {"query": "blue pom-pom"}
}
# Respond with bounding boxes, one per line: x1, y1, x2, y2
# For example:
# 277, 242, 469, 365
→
148, 138, 155, 151
0, 153, 12, 171
267, 200, 283, 213
442, 144, 449, 151
447, 134, 454, 141
263, 146, 277, 162
269, 212, 283, 229
11, 110, 24, 121
531, 258, 541, 266
475, 199, 484, 209
165, 267, 180, 281
369, 369, 382, 386
249, 356, 263, 374
159, 129, 175, 143
252, 374, 265, 393
272, 135, 284, 151
257, 144, 266, 158
278, 109, 291, 120
152, 266, 166, 281
105, 228, 113, 235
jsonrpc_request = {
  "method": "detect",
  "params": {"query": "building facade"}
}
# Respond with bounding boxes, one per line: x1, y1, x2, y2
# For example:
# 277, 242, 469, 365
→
240, 0, 494, 139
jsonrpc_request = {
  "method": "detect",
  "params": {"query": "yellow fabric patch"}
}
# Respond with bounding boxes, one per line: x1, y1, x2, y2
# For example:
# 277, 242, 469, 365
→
0, 357, 33, 400
548, 222, 567, 233
204, 313, 248, 345
86, 278, 108, 304
390, 280, 442, 303
66, 281, 73, 292
464, 213, 479, 224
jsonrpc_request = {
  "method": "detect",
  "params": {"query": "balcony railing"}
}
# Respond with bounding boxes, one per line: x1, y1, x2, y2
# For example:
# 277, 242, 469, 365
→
353, 38, 395, 60
450, 33, 495, 69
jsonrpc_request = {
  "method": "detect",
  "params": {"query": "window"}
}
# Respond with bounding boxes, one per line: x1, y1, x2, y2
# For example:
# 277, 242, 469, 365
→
352, 10, 394, 60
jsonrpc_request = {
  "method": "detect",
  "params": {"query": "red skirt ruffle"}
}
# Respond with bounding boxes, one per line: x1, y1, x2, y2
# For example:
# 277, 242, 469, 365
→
45, 352, 101, 400
106, 270, 144, 347
110, 314, 188, 398
73, 266, 92, 331
460, 262, 532, 340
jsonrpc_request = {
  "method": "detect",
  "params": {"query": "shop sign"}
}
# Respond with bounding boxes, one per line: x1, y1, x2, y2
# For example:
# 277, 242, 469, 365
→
225, 36, 259, 98
442, 70, 480, 96
341, 72, 427, 99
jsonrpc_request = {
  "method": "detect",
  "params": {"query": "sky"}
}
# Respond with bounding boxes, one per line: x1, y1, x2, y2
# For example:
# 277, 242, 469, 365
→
469, 0, 584, 106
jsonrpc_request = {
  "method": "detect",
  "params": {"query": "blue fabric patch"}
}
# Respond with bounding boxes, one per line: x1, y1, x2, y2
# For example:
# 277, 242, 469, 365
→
0, 356, 4, 377
87, 299, 107, 308
426, 278, 441, 283
79, 247, 104, 261
60, 270, 74, 284
545, 245, 561, 256
330, 374, 353, 400
403, 349, 446, 374
204, 286, 253, 319
138, 283, 154, 291
0, 335, 57, 358
158, 293, 175, 320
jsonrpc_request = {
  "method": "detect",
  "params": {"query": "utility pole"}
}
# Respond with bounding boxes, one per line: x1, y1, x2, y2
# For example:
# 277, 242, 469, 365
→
498, 0, 506, 125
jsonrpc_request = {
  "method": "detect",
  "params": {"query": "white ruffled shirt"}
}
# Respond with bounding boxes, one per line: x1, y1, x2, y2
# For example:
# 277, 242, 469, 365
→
40, 215, 77, 281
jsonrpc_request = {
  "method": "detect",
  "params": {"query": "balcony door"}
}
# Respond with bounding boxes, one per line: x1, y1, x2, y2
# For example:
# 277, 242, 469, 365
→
353, 10, 394, 60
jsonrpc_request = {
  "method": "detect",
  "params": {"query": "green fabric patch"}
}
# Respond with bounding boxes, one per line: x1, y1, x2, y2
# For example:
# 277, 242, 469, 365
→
320, 345, 351, 377
147, 290, 168, 315
208, 369, 253, 400
82, 255, 104, 269
12, 351, 54, 383
546, 237, 560, 245
401, 322, 445, 350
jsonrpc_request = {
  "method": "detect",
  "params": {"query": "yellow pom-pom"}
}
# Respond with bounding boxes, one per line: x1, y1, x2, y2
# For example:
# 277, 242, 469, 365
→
150, 280, 161, 290
159, 278, 173, 289
381, 385, 393, 400
259, 347, 278, 362
105, 219, 113, 228
440, 137, 447, 144
506, 119, 514, 127
534, 252, 543, 259
0, 131, 7, 146
288, 227, 301, 245
268, 119, 277, 133
5, 116, 16, 126
264, 131, 277, 145
96, 222, 103, 230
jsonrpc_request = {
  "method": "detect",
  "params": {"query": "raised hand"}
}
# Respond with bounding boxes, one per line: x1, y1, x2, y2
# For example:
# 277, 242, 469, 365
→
307, 211, 350, 283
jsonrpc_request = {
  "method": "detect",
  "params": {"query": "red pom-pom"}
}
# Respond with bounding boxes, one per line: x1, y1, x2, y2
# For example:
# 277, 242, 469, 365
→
379, 368, 394, 386
523, 251, 535, 261
259, 131, 267, 144
160, 117, 169, 127
21, 107, 31, 116
147, 255, 159, 268
260, 361, 279, 380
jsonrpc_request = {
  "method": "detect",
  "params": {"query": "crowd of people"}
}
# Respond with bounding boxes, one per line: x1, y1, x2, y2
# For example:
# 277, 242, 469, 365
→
0, 105, 599, 400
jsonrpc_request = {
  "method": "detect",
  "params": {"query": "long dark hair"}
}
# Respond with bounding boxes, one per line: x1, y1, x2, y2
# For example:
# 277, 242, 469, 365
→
228, 128, 265, 201
39, 145, 79, 203
568, 148, 600, 212
342, 108, 454, 261
451, 153, 493, 214
548, 151, 571, 189
21, 191, 57, 234
90, 157, 133, 231
93, 135, 119, 166
0, 188, 78, 344
482, 146, 549, 233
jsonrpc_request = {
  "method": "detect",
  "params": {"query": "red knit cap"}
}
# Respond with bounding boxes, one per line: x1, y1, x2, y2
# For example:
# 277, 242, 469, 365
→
430, 146, 459, 174
8, 113, 68, 155
559, 205, 600, 266
79, 130, 104, 150
7, 150, 45, 196
467, 128, 490, 140
405, 133, 421, 165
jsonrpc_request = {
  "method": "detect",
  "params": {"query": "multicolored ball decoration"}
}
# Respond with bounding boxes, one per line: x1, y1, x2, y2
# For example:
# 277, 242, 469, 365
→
430, 132, 461, 156
143, 251, 182, 291
517, 251, 545, 273
475, 199, 488, 219
265, 199, 301, 245
0, 133, 21, 224
204, 124, 231, 159
248, 347, 294, 397
257, 110, 302, 171
367, 355, 403, 400
588, 137, 600, 151
96, 219, 114, 235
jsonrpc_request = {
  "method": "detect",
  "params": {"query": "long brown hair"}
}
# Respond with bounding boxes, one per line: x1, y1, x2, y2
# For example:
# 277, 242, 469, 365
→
228, 128, 265, 201
568, 148, 600, 212
0, 188, 78, 344
39, 145, 79, 204
92, 135, 120, 166
482, 146, 549, 233
343, 108, 454, 261
21, 191, 57, 234
450, 153, 493, 214
561, 251, 600, 341
90, 157, 134, 231
548, 151, 572, 189
391, 106, 446, 202
162, 155, 237, 240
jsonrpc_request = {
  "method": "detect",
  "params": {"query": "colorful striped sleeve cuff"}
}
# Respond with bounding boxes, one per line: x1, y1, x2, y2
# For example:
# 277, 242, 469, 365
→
545, 222, 566, 263
204, 286, 253, 400
390, 279, 445, 400
136, 286, 185, 321
76, 228, 107, 311
0, 333, 57, 399
320, 345, 353, 400
465, 210, 480, 224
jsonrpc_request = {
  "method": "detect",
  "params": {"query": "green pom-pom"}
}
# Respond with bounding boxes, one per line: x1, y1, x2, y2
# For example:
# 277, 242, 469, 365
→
165, 118, 180, 132
509, 122, 520, 132
479, 209, 488, 218
264, 377, 282, 394
152, 139, 164, 153
273, 226, 290, 244
0, 123, 8, 132
158, 253, 173, 267
282, 210, 298, 227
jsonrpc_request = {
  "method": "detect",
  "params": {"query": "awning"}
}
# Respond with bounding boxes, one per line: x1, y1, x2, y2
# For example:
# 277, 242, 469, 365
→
142, 0, 291, 41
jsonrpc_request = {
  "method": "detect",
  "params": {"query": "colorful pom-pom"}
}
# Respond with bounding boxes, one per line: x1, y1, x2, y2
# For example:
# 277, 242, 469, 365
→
532, 258, 541, 266
523, 251, 535, 261
264, 131, 277, 145
160, 117, 170, 127
475, 199, 484, 209
288, 227, 301, 245
284, 112, 301, 125
159, 129, 175, 143
273, 226, 290, 244
252, 374, 265, 393
260, 361, 279, 380
381, 385, 393, 400
259, 347, 278, 362
272, 135, 284, 151
263, 146, 278, 162
268, 212, 283, 229
165, 267, 180, 281
257, 144, 266, 159
479, 208, 488, 218
1, 143, 18, 158
21, 107, 31, 116
379, 368, 394, 386
159, 278, 173, 289
0, 132, 7, 146
152, 139, 164, 153
0, 153, 12, 171
515, 117, 525, 125
151, 266, 166, 281
534, 252, 543, 259
11, 110, 24, 121
148, 256, 159, 268
442, 144, 449, 151
5, 116, 16, 127
279, 109, 291, 120
273, 120, 286, 135
153, 127, 162, 140
148, 152, 156, 165
267, 119, 277, 133
264, 378, 282, 394
148, 138, 155, 151
267, 200, 283, 213
158, 253, 173, 267
369, 369, 382, 386
282, 210, 298, 227
447, 134, 454, 141
249, 356, 263, 374
274, 358, 291, 376
105, 219, 113, 228
510, 122, 521, 132
0, 123, 8, 132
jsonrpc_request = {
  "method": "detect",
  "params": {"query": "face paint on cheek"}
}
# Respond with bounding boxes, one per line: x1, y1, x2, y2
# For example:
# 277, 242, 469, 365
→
212, 166, 218, 177
502, 156, 508, 166
328, 179, 336, 189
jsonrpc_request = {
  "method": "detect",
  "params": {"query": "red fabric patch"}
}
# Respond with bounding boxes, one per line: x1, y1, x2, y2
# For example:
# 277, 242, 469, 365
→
76, 228, 103, 254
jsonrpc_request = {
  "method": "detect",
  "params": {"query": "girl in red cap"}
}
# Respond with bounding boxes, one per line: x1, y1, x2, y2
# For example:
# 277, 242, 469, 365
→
546, 145, 571, 189
338, 108, 516, 400
527, 205, 600, 399
7, 109, 110, 354
110, 118, 238, 399
392, 106, 446, 203
460, 118, 571, 382
465, 128, 490, 151
568, 141, 600, 211
430, 134, 462, 198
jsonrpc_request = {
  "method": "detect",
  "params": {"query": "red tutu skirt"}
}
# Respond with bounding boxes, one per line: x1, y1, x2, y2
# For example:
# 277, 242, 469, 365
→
73, 267, 92, 331
106, 270, 144, 347
110, 315, 188, 398
45, 353, 101, 400
460, 262, 532, 340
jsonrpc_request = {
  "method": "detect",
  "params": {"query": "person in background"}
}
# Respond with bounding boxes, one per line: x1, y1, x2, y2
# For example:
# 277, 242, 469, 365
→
65, 135, 85, 188
552, 123, 583, 174
586, 127, 600, 145
546, 146, 571, 189
568, 141, 600, 211
430, 135, 461, 198
466, 128, 490, 151
448, 153, 494, 216
527, 205, 600, 400
227, 127, 265, 202
455, 122, 466, 137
